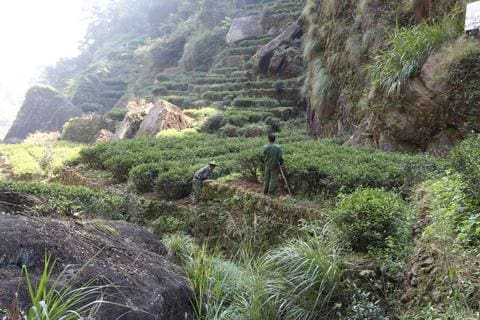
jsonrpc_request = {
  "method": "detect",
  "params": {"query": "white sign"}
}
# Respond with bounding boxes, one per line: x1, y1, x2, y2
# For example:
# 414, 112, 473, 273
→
466, 1, 480, 31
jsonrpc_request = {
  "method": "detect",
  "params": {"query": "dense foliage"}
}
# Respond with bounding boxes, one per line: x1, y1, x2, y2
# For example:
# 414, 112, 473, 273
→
332, 188, 410, 251
0, 181, 129, 219
78, 132, 442, 199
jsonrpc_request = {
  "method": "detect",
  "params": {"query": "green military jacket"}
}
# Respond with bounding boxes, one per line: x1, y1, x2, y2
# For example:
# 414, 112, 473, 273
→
263, 143, 283, 169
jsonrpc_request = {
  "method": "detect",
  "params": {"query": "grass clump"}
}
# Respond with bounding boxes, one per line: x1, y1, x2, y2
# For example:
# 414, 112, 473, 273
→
369, 20, 455, 97
22, 254, 110, 320
105, 108, 128, 121
263, 236, 344, 320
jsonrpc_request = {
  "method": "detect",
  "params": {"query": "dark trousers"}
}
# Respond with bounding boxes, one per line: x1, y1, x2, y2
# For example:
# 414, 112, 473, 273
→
264, 167, 279, 195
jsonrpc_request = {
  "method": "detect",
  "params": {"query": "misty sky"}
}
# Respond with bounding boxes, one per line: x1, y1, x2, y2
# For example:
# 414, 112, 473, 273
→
0, 0, 89, 138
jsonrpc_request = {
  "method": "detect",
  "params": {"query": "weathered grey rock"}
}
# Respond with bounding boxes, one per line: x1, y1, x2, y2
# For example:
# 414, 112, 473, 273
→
61, 114, 116, 144
95, 129, 114, 143
226, 15, 263, 43
426, 128, 461, 157
113, 99, 190, 140
4, 85, 82, 142
0, 214, 193, 319
254, 21, 303, 74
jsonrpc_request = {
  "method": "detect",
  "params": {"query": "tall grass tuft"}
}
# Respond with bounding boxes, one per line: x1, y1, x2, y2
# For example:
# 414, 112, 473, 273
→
262, 235, 344, 320
369, 15, 460, 97
22, 254, 112, 320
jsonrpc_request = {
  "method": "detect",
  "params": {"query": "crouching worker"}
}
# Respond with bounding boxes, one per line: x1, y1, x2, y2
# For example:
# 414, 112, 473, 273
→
191, 161, 218, 204
263, 133, 283, 197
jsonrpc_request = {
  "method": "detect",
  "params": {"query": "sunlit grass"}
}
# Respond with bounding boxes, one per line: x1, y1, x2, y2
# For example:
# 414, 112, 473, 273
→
0, 141, 83, 179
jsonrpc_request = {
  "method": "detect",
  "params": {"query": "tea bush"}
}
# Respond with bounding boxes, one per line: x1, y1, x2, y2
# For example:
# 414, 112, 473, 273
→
331, 188, 410, 252
105, 108, 128, 121
232, 96, 280, 108
80, 132, 440, 199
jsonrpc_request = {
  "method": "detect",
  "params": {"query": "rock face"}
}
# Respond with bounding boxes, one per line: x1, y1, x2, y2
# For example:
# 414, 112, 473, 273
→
113, 99, 190, 140
4, 85, 82, 143
302, 0, 474, 154
226, 15, 264, 43
254, 21, 303, 74
61, 114, 117, 144
0, 213, 193, 319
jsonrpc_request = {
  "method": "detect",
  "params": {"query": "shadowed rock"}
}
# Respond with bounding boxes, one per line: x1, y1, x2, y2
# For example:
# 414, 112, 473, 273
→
113, 99, 190, 140
0, 214, 193, 319
4, 85, 82, 143
254, 21, 303, 74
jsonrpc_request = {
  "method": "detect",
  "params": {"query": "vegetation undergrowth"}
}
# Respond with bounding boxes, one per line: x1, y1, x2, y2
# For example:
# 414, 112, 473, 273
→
78, 131, 442, 199
0, 181, 133, 219
0, 141, 82, 179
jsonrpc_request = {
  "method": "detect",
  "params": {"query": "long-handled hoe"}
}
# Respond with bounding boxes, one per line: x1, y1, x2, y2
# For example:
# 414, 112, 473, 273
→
279, 166, 292, 196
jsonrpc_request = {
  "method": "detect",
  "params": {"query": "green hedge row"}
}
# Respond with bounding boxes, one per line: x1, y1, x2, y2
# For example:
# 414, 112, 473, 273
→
79, 131, 442, 199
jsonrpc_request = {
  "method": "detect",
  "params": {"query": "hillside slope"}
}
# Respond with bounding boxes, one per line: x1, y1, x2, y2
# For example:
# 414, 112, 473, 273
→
12, 0, 305, 141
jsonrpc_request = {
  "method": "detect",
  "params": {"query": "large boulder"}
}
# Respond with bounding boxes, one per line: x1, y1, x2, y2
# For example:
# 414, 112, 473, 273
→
0, 214, 193, 319
61, 114, 117, 144
254, 21, 303, 74
113, 99, 190, 140
4, 85, 82, 143
226, 15, 264, 43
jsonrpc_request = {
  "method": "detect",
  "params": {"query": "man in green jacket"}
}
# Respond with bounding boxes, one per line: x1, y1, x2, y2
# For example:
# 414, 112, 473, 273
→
263, 133, 283, 196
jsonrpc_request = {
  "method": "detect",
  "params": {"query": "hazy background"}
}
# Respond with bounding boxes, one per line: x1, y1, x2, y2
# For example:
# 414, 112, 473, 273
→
0, 0, 89, 139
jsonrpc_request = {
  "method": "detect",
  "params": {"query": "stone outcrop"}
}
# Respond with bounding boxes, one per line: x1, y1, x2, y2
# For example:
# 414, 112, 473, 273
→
226, 15, 264, 43
61, 114, 117, 144
4, 85, 82, 143
113, 99, 190, 140
0, 213, 193, 319
254, 21, 303, 74
350, 39, 478, 154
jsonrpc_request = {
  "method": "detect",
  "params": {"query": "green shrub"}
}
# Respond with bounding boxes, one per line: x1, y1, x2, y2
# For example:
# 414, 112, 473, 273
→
331, 188, 410, 252
232, 96, 280, 108
201, 113, 225, 133
201, 90, 241, 101
425, 174, 480, 247
129, 163, 163, 193
265, 116, 281, 133
154, 167, 193, 200
221, 124, 240, 137
163, 95, 195, 107
451, 135, 480, 198
105, 108, 128, 121
79, 102, 106, 114
341, 287, 388, 320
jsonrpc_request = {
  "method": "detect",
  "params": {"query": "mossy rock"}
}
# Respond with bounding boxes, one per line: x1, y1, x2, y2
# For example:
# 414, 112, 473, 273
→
62, 114, 117, 144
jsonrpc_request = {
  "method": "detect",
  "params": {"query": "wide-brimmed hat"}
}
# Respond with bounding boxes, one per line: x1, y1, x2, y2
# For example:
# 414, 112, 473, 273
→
209, 160, 218, 166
